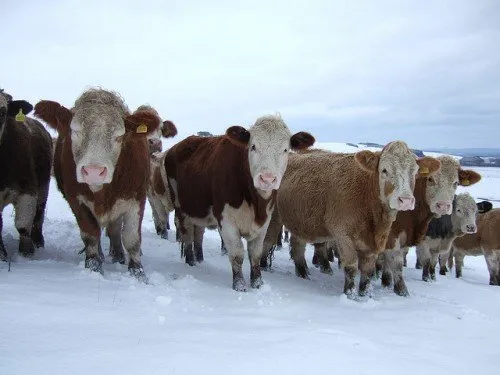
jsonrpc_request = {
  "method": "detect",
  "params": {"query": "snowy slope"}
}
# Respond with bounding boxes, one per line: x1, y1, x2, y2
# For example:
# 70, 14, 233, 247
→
1, 149, 498, 375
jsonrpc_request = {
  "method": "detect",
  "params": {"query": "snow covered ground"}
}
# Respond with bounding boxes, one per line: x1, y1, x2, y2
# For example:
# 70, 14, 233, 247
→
1, 144, 498, 375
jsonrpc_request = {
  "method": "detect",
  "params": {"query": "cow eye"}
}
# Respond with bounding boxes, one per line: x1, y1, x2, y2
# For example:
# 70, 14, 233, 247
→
453, 181, 458, 187
382, 168, 388, 175
428, 177, 435, 184
251, 144, 256, 151
284, 148, 288, 153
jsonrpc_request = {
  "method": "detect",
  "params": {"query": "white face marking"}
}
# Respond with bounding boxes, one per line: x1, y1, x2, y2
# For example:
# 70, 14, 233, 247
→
452, 193, 478, 235
426, 156, 461, 216
377, 141, 419, 211
247, 115, 292, 192
70, 90, 129, 187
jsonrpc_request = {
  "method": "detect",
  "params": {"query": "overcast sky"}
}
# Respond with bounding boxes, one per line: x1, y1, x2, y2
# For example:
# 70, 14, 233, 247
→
2, 0, 499, 148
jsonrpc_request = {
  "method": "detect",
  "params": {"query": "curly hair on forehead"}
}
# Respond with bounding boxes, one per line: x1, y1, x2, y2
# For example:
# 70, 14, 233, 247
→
73, 87, 130, 117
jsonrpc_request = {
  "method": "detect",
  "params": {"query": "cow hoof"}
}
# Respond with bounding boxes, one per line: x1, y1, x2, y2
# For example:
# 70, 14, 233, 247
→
32, 233, 45, 248
251, 277, 264, 289
319, 265, 333, 275
394, 283, 409, 297
129, 267, 149, 283
295, 265, 310, 279
85, 257, 102, 273
233, 279, 247, 292
381, 272, 392, 287
0, 245, 7, 262
415, 261, 422, 270
111, 254, 126, 265
439, 268, 447, 276
160, 230, 168, 240
422, 275, 430, 282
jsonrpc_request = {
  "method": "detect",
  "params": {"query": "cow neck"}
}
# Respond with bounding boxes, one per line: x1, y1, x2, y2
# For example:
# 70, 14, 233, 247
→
238, 145, 276, 225
410, 176, 434, 245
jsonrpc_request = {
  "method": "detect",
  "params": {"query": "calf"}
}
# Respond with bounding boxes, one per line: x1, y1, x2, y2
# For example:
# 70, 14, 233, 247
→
377, 156, 480, 295
164, 115, 314, 291
439, 200, 492, 274
0, 91, 52, 260
448, 207, 500, 285
34, 88, 160, 280
262, 141, 441, 296
415, 193, 478, 281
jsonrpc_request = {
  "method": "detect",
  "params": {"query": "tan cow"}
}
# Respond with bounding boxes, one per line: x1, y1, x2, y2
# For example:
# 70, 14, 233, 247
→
447, 207, 500, 285
262, 141, 441, 296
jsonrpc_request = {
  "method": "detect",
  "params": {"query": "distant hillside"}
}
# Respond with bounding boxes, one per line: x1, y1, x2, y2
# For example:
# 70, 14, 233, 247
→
424, 148, 500, 157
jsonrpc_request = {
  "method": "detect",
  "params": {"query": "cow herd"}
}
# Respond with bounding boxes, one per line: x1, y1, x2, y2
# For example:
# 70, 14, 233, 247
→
1, 87, 499, 297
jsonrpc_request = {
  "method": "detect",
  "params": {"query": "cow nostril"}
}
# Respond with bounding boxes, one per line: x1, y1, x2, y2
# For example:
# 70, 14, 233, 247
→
81, 166, 88, 176
99, 168, 107, 176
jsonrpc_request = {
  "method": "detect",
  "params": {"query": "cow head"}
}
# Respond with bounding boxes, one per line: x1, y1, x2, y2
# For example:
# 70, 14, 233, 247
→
477, 200, 493, 214
0, 89, 34, 142
355, 141, 441, 211
425, 156, 481, 216
225, 114, 315, 195
135, 105, 177, 155
451, 193, 478, 235
34, 88, 161, 190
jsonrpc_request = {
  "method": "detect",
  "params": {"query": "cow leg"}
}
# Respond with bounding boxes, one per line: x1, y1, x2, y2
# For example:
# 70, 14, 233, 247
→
290, 235, 309, 279
175, 213, 182, 243
31, 183, 49, 248
334, 246, 342, 268
417, 245, 432, 282
313, 243, 333, 275
454, 251, 464, 278
381, 251, 393, 287
194, 225, 205, 262
247, 231, 267, 289
439, 251, 449, 275
384, 248, 409, 296
166, 212, 170, 231
150, 194, 168, 239
484, 251, 500, 286
0, 214, 7, 261
415, 254, 423, 269
375, 253, 384, 280
402, 247, 409, 267
219, 229, 227, 255
358, 252, 377, 296
429, 250, 439, 281
220, 221, 247, 292
284, 229, 289, 243
448, 247, 455, 271
276, 227, 283, 248
261, 209, 282, 270
122, 202, 147, 282
14, 194, 37, 257
327, 243, 334, 262
107, 217, 125, 264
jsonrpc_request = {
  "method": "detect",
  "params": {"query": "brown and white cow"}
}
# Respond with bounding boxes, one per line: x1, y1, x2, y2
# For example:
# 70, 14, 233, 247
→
415, 193, 478, 282
376, 156, 481, 295
34, 88, 160, 281
448, 207, 500, 285
0, 90, 52, 260
164, 115, 315, 291
133, 105, 178, 238
262, 141, 441, 296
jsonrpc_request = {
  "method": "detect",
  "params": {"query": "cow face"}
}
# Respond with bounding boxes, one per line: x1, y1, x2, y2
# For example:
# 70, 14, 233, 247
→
425, 156, 481, 216
355, 141, 441, 211
452, 193, 478, 235
226, 115, 315, 194
135, 105, 177, 156
34, 89, 161, 190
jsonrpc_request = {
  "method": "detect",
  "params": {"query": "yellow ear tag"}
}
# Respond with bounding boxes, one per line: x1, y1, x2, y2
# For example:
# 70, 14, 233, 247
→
15, 108, 26, 122
462, 179, 470, 186
136, 123, 148, 134
420, 166, 429, 175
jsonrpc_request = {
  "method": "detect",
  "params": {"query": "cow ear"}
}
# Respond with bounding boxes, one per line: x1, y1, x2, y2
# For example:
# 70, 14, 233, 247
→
161, 120, 178, 138
290, 131, 315, 150
7, 100, 33, 117
34, 100, 72, 133
459, 169, 481, 186
355, 150, 380, 172
226, 126, 250, 145
124, 110, 161, 135
417, 156, 441, 177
